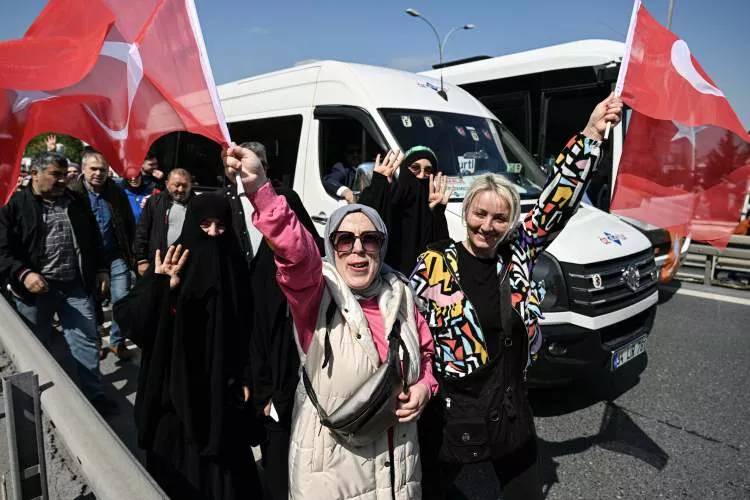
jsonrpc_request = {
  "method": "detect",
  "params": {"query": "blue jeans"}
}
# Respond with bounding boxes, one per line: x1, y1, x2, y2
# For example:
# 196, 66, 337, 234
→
13, 279, 103, 400
107, 257, 131, 347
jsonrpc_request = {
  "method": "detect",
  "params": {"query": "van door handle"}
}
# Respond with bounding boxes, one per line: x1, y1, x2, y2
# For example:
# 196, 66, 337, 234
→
311, 212, 328, 224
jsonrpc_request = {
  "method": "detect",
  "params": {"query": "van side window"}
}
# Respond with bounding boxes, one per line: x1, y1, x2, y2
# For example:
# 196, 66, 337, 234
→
229, 115, 303, 189
150, 131, 223, 187
541, 88, 613, 210
317, 116, 383, 199
481, 91, 532, 152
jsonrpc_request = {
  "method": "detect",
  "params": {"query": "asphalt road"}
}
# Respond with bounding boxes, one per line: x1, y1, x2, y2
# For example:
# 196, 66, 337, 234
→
451, 282, 750, 499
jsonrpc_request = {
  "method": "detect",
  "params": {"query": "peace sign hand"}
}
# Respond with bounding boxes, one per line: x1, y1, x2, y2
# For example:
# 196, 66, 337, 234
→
154, 245, 190, 289
374, 149, 404, 183
428, 172, 451, 209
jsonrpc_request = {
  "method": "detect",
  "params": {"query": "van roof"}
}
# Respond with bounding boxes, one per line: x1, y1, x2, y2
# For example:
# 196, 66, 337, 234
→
217, 60, 494, 121
420, 39, 625, 86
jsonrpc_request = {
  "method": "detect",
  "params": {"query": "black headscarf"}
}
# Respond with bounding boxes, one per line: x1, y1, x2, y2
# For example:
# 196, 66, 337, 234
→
360, 145, 448, 274
168, 193, 252, 456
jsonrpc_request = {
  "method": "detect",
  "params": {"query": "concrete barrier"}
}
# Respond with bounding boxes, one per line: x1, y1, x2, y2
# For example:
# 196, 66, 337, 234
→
0, 296, 166, 500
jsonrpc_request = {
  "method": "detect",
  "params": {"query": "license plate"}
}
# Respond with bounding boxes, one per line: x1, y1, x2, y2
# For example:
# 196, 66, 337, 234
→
611, 336, 647, 371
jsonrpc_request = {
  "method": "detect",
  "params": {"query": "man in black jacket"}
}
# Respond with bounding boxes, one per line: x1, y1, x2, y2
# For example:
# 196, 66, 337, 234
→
134, 168, 193, 275
0, 153, 114, 412
69, 150, 136, 360
224, 142, 323, 500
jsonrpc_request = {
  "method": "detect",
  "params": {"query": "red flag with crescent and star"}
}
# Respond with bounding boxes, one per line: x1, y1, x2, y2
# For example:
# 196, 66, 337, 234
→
610, 0, 750, 248
0, 0, 230, 204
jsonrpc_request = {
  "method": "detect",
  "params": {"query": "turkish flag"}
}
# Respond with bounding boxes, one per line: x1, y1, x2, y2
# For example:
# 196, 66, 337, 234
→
0, 0, 230, 204
611, 0, 750, 248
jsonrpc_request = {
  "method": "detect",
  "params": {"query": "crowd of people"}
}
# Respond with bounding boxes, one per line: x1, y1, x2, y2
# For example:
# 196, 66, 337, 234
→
0, 95, 622, 499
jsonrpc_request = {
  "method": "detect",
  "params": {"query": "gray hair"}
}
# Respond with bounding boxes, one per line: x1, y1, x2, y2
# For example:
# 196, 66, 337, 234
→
31, 152, 68, 173
239, 141, 268, 170
462, 174, 521, 235
81, 150, 107, 168
168, 167, 192, 182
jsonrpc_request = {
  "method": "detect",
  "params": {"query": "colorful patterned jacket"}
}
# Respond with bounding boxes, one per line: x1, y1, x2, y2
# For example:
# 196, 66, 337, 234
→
409, 133, 602, 378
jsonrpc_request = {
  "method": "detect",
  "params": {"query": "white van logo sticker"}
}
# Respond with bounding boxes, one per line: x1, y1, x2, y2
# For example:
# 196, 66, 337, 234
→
599, 231, 627, 246
466, 126, 480, 142
401, 115, 412, 128
424, 116, 434, 128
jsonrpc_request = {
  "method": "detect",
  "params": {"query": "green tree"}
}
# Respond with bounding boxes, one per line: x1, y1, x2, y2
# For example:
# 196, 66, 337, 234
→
24, 133, 85, 164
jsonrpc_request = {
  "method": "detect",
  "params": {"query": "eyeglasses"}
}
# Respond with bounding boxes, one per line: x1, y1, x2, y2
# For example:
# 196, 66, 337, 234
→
330, 231, 385, 254
408, 162, 434, 176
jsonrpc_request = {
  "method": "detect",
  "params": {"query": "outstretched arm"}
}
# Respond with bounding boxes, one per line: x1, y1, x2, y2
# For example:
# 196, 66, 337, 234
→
522, 94, 622, 261
223, 145, 323, 352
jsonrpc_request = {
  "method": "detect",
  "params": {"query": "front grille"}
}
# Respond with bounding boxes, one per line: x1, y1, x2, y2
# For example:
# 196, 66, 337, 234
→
562, 248, 658, 316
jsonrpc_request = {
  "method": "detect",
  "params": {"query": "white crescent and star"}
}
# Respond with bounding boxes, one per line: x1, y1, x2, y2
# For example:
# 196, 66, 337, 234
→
670, 39, 724, 97
10, 40, 143, 141
671, 121, 706, 145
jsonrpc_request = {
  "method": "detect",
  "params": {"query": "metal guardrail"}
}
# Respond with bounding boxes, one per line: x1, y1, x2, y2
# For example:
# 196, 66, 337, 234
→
2, 371, 49, 500
675, 235, 750, 287
0, 296, 166, 500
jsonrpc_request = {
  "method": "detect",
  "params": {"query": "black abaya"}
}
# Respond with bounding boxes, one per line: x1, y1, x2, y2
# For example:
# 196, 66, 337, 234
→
114, 193, 261, 500
358, 169, 449, 275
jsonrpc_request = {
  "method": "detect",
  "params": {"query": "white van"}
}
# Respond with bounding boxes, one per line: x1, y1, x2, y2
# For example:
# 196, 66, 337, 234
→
216, 60, 658, 383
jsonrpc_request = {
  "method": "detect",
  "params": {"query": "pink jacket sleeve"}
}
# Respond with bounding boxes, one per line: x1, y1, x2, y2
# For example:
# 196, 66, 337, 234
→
414, 307, 439, 396
247, 182, 323, 353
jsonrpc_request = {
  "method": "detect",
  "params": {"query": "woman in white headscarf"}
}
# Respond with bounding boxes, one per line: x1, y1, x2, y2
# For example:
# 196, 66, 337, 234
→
223, 145, 438, 500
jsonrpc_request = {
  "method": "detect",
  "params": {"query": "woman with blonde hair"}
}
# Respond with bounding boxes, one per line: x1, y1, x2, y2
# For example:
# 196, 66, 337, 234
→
409, 95, 622, 499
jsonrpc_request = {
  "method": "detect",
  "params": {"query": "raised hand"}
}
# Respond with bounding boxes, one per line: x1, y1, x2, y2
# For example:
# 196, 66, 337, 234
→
374, 149, 403, 183
222, 144, 267, 194
45, 134, 57, 152
584, 92, 623, 141
154, 245, 190, 289
428, 172, 451, 209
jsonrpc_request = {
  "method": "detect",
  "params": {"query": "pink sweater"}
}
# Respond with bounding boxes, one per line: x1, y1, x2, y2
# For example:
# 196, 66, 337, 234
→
248, 182, 438, 395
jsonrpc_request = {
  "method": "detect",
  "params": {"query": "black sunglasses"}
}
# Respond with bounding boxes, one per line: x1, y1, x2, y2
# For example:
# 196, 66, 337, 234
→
330, 231, 385, 254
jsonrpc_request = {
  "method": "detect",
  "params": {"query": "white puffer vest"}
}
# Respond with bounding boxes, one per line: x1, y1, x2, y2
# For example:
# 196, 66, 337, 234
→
287, 263, 423, 500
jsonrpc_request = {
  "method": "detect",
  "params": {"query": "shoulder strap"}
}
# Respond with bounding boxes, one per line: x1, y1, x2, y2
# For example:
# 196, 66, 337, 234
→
388, 320, 409, 393
321, 299, 337, 370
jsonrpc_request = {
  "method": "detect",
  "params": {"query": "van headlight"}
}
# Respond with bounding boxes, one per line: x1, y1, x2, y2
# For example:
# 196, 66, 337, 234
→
531, 252, 569, 312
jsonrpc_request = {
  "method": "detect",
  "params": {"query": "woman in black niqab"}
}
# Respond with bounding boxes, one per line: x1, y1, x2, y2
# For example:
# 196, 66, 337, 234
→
114, 192, 260, 500
358, 146, 450, 274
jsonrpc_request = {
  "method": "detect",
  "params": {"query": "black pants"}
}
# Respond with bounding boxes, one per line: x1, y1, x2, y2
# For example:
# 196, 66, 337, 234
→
260, 419, 291, 500
421, 437, 542, 500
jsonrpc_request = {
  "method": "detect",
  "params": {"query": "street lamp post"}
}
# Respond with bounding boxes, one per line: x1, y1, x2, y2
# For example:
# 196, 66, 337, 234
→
405, 8, 475, 99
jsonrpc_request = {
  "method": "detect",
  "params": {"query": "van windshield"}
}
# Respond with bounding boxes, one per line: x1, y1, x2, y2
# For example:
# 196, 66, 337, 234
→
380, 109, 545, 200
